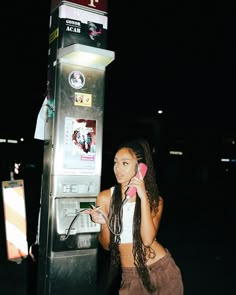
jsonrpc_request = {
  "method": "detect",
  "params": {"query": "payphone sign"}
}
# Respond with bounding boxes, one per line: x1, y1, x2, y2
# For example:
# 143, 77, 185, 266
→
58, 4, 108, 49
51, 0, 108, 12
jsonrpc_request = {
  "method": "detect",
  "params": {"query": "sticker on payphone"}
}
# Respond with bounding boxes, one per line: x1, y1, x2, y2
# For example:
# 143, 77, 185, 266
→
68, 70, 85, 89
74, 92, 92, 107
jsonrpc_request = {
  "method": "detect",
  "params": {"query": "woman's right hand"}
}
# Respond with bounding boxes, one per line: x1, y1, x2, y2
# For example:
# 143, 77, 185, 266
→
83, 207, 107, 225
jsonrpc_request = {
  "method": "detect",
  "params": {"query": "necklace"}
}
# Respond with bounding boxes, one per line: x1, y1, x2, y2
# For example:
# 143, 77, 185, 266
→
124, 201, 135, 211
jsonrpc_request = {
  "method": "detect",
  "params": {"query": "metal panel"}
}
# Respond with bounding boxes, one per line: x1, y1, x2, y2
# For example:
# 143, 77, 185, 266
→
47, 249, 98, 295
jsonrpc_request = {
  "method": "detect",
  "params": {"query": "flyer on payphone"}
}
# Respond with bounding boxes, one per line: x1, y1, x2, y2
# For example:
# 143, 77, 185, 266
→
1, 179, 28, 262
64, 117, 97, 172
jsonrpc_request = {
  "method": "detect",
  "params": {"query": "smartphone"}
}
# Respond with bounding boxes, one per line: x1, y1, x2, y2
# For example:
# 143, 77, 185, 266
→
126, 163, 148, 198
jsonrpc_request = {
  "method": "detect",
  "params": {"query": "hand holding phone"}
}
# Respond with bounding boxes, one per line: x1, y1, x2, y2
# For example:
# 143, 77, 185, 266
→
126, 163, 148, 198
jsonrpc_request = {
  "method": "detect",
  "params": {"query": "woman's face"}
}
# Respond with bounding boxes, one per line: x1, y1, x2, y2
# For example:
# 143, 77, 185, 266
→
113, 147, 137, 186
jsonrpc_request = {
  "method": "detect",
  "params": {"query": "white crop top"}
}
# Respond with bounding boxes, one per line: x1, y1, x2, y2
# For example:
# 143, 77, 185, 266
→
110, 187, 135, 243
120, 201, 135, 243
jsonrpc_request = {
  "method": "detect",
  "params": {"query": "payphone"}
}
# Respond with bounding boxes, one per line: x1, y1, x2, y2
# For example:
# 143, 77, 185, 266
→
37, 49, 114, 295
36, 1, 114, 294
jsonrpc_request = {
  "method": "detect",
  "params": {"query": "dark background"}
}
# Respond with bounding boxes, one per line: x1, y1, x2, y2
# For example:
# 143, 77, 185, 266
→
0, 1, 235, 294
0, 1, 235, 140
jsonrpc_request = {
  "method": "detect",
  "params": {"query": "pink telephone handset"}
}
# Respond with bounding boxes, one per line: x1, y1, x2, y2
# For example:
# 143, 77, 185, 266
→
126, 163, 148, 199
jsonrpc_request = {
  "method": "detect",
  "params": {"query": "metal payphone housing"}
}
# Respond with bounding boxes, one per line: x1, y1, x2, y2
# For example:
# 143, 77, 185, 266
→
37, 44, 114, 295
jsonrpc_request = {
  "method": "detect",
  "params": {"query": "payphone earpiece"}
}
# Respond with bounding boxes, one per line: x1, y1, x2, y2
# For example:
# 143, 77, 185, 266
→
125, 162, 148, 199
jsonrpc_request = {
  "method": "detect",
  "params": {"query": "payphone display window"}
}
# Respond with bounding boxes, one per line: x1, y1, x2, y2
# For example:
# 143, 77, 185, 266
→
80, 201, 95, 209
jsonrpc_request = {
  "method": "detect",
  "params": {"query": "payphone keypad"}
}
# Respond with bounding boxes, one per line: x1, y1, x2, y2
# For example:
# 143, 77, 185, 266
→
55, 197, 101, 235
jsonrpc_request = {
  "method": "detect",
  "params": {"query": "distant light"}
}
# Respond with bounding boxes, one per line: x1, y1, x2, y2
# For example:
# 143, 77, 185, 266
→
0, 138, 7, 143
221, 158, 230, 162
7, 139, 18, 144
232, 140, 235, 145
14, 163, 20, 175
157, 109, 163, 114
20, 138, 24, 142
169, 150, 183, 156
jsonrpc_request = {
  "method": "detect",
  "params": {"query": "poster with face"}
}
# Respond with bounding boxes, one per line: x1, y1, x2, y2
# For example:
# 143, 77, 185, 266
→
64, 117, 97, 172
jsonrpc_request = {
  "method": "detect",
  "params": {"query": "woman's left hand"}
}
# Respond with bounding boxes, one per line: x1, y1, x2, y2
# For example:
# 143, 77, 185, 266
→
128, 174, 147, 199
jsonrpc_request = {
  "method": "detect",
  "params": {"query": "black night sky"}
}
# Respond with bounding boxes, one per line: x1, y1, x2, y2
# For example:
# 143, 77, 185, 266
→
1, 1, 235, 140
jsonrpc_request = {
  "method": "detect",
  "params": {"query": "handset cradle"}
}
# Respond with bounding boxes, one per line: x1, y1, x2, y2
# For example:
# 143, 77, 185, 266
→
126, 163, 148, 199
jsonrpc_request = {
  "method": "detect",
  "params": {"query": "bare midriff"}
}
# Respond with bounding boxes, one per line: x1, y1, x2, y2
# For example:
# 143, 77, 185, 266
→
119, 240, 167, 267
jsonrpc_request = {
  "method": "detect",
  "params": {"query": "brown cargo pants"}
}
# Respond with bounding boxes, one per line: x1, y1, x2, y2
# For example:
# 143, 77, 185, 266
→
119, 250, 184, 295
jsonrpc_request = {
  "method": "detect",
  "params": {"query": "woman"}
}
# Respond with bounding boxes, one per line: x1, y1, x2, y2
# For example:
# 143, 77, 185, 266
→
86, 138, 184, 294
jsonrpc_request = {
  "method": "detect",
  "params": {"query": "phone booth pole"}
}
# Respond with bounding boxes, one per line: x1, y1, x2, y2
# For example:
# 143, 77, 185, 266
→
36, 1, 114, 294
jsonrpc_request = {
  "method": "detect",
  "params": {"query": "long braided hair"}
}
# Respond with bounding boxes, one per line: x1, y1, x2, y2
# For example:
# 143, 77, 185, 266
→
108, 138, 160, 293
